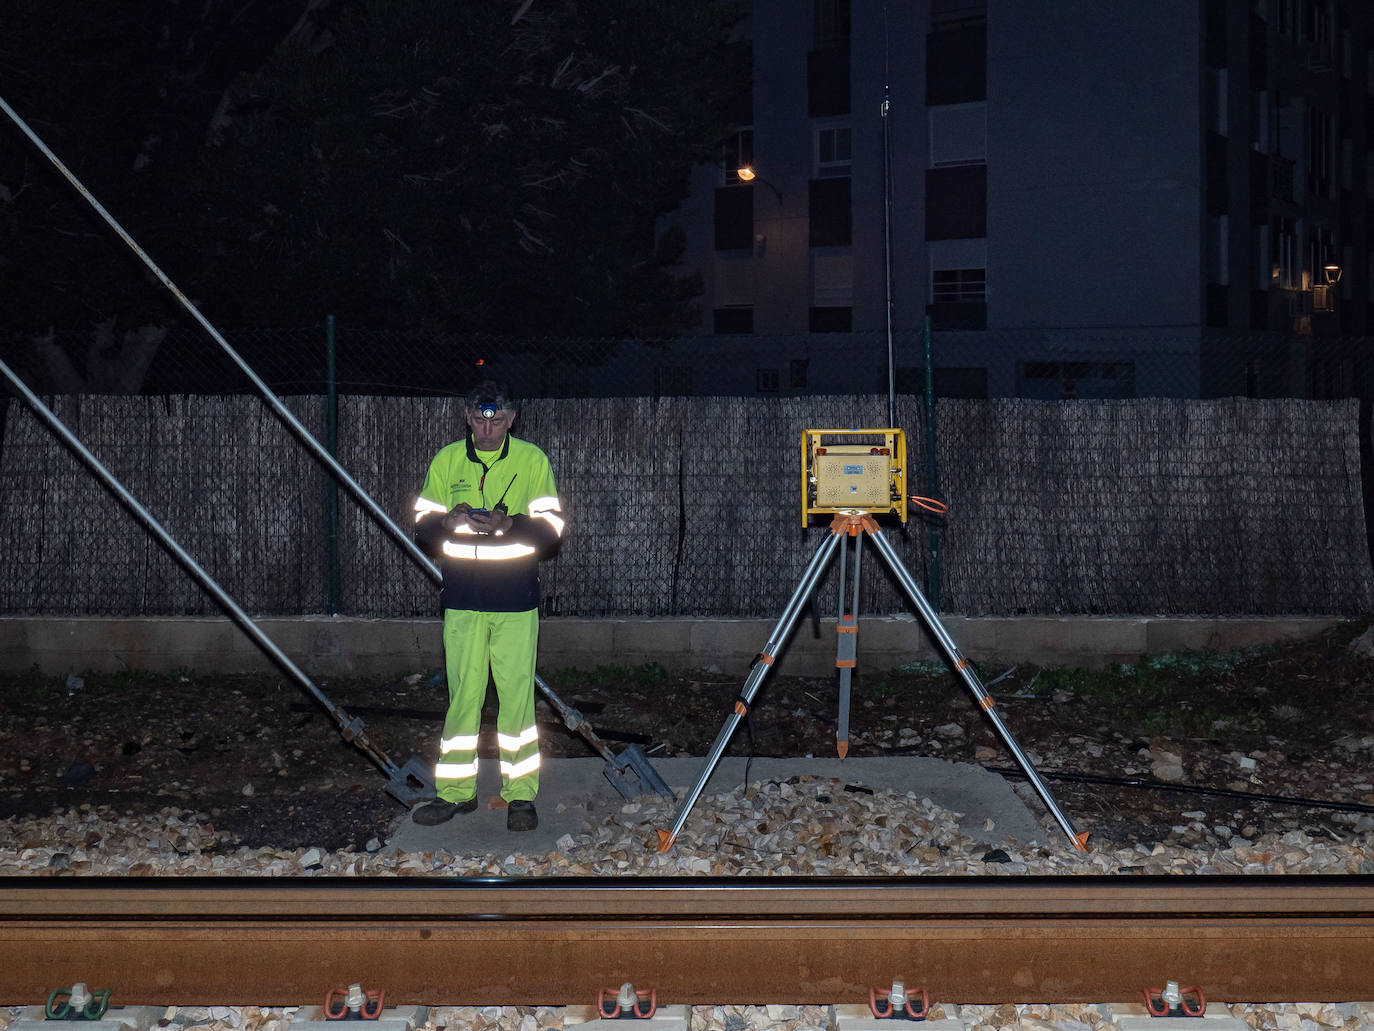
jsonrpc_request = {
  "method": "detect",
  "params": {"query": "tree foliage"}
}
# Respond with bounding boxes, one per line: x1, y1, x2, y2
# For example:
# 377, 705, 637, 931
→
0, 0, 337, 388
192, 0, 748, 337
1, 1, 746, 392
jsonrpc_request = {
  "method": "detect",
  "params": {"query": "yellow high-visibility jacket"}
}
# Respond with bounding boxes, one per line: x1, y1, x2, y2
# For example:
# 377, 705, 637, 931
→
413, 432, 563, 612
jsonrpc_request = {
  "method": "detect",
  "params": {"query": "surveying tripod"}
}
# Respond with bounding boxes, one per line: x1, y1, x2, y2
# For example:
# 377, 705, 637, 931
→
655, 510, 1090, 853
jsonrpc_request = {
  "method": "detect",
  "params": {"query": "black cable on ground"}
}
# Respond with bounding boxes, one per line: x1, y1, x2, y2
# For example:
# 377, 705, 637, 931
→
987, 765, 1374, 816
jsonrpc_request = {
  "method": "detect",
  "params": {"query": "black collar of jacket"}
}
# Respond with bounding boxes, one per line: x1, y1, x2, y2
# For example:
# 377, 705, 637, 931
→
465, 428, 511, 464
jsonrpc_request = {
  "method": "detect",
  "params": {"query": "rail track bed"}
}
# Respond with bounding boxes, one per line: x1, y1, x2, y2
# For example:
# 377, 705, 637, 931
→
3, 875, 1374, 1004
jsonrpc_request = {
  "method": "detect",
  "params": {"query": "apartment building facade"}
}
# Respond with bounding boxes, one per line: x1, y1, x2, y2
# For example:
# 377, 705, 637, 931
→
654, 0, 1374, 400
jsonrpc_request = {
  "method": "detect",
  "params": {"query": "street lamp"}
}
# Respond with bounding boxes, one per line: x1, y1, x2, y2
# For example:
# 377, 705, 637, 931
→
1324, 263, 1342, 285
736, 165, 782, 205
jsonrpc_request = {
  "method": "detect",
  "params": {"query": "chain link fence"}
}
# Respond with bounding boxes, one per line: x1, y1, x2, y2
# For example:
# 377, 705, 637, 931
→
1, 320, 1371, 621
6, 320, 1372, 403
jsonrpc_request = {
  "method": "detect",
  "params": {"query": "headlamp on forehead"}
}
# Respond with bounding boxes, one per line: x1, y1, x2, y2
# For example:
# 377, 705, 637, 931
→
468, 395, 513, 420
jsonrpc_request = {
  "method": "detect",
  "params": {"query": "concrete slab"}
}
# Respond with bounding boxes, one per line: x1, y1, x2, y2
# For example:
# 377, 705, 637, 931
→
289, 1004, 427, 1031
1107, 1001, 1248, 1031
1114, 1020, 1249, 1031
388, 754, 1046, 857
564, 1004, 691, 1031
12, 1007, 161, 1031
835, 1012, 966, 1031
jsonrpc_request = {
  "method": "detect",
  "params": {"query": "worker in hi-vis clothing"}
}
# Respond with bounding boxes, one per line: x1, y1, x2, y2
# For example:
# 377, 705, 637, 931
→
410, 380, 564, 831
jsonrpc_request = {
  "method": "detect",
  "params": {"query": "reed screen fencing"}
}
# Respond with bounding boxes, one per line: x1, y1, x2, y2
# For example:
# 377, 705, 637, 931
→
1, 394, 1368, 620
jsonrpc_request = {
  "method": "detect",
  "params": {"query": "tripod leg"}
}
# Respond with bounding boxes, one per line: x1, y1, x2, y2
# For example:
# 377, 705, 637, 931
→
866, 528, 1091, 851
835, 530, 862, 758
656, 530, 843, 852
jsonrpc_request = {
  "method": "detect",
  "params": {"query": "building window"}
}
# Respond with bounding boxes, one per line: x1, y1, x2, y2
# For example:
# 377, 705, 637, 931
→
925, 164, 986, 239
722, 129, 754, 185
813, 0, 850, 49
1307, 107, 1333, 197
928, 242, 986, 328
714, 186, 753, 251
809, 176, 852, 246
930, 103, 986, 166
815, 125, 852, 178
713, 307, 753, 334
809, 306, 852, 332
1274, 216, 1299, 289
1205, 0, 1228, 68
807, 48, 850, 117
1206, 282, 1230, 327
1304, 0, 1330, 48
790, 359, 810, 389
1206, 131, 1229, 215
932, 268, 985, 302
756, 368, 780, 392
811, 249, 853, 306
926, 18, 986, 106
1208, 214, 1230, 285
932, 0, 986, 24
1276, 0, 1295, 38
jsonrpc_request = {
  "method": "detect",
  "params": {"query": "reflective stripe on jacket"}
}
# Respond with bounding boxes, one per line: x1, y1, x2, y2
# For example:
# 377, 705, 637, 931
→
413, 433, 562, 612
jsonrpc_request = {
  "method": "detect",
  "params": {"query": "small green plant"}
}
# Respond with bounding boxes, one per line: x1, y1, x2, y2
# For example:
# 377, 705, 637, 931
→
634, 662, 670, 684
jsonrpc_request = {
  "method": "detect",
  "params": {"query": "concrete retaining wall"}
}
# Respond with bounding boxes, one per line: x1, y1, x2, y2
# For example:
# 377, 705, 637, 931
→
0, 614, 1347, 678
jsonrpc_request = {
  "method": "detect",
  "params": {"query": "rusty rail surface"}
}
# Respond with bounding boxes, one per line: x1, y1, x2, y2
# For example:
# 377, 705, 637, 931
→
3, 876, 1374, 1005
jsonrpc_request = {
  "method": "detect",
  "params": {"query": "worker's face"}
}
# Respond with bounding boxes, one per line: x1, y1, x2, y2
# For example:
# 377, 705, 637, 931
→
466, 406, 515, 450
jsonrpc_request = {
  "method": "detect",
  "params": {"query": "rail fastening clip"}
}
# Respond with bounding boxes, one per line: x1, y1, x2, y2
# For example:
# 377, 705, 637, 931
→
45, 983, 112, 1021
597, 983, 658, 1019
1144, 982, 1205, 1018
869, 981, 929, 1021
324, 983, 386, 1020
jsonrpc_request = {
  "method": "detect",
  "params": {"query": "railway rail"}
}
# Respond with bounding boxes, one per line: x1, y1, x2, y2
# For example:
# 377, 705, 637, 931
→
3, 876, 1374, 1005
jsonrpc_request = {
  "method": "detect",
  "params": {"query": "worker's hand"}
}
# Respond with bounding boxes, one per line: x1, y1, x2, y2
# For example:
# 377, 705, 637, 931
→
442, 502, 472, 531
466, 508, 513, 534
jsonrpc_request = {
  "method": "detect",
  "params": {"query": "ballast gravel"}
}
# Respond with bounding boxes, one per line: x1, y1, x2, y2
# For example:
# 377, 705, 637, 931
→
5, 783, 1374, 1020
3, 775, 1373, 877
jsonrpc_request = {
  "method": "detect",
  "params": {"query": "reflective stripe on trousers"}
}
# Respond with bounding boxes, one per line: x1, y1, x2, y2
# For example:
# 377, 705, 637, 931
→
436, 607, 540, 804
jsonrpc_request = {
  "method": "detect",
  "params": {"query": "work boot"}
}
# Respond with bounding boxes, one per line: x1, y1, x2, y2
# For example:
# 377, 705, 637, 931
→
411, 797, 478, 826
506, 799, 538, 831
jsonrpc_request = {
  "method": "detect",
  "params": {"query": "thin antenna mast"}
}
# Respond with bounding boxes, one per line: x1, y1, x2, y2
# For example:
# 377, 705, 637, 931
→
882, 3, 896, 428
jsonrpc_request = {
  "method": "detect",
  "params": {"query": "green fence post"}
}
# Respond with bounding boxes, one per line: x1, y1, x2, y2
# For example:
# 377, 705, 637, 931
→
923, 314, 941, 610
326, 315, 341, 615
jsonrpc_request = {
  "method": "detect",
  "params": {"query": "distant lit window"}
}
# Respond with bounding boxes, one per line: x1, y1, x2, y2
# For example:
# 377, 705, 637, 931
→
816, 125, 852, 178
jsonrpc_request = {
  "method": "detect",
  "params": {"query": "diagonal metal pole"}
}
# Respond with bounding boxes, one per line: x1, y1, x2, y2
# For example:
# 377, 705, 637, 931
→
0, 89, 668, 796
0, 92, 430, 580
0, 358, 434, 805
657, 529, 844, 852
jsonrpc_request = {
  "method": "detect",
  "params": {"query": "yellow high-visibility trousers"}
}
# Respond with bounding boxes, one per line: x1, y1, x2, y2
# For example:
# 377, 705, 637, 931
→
435, 608, 540, 804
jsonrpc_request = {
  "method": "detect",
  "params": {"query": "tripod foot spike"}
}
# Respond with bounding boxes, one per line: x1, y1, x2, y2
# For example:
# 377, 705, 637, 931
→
836, 739, 849, 759
655, 829, 675, 854
1072, 830, 1091, 851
